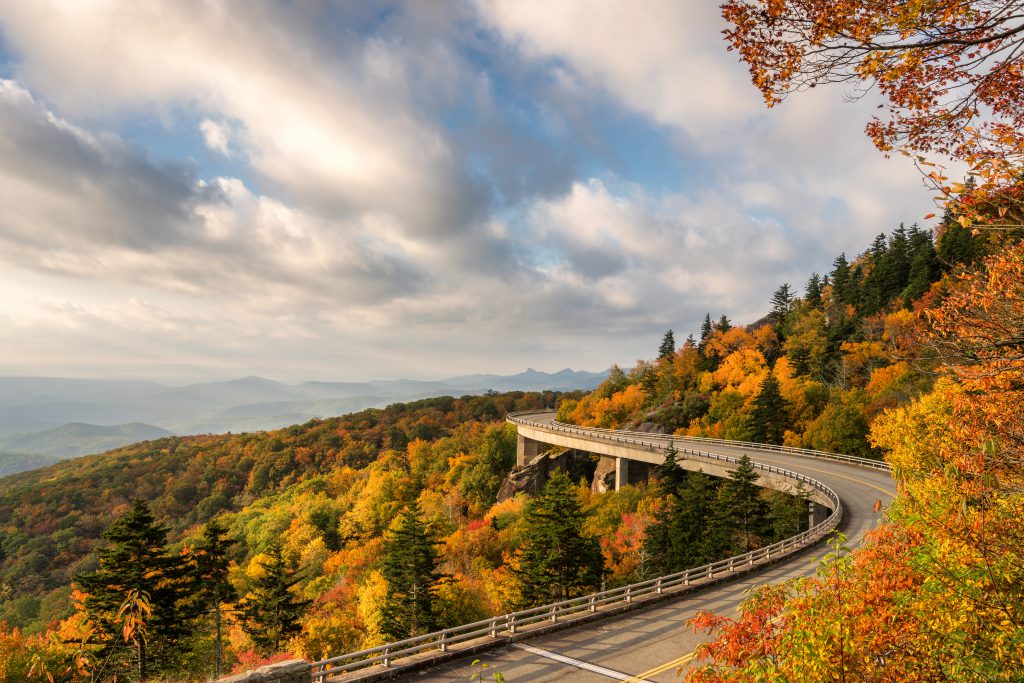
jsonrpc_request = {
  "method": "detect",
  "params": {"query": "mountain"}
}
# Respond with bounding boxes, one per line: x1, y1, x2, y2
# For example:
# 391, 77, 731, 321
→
0, 369, 608, 467
0, 422, 176, 476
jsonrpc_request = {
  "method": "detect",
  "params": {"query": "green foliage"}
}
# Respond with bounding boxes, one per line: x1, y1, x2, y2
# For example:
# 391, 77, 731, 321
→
718, 456, 769, 553
748, 374, 789, 445
456, 425, 517, 508
659, 329, 676, 360
74, 499, 197, 681
239, 543, 310, 656
513, 472, 602, 606
379, 503, 445, 639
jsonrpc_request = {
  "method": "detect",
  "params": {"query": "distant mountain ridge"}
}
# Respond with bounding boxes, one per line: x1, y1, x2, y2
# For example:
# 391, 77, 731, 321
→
0, 369, 607, 472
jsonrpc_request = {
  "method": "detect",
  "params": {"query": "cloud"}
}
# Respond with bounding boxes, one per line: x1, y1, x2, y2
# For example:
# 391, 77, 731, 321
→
0, 2, 942, 381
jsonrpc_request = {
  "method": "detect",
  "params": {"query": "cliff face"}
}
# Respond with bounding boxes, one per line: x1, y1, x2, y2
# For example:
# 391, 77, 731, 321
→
496, 448, 597, 501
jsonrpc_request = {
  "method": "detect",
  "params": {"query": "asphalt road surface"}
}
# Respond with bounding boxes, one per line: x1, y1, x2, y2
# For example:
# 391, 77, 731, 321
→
406, 435, 896, 683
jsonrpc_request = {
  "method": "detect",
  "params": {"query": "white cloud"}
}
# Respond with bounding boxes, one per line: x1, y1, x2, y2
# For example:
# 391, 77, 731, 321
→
199, 119, 231, 156
0, 2, 942, 382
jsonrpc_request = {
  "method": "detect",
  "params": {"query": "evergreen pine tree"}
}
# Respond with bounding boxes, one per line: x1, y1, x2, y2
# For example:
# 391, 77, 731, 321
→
767, 483, 810, 542
804, 273, 824, 307
748, 374, 790, 445
193, 519, 237, 679
658, 329, 676, 360
830, 253, 852, 305
719, 456, 768, 553
379, 502, 445, 639
769, 283, 794, 326
715, 314, 732, 333
903, 224, 940, 303
239, 543, 310, 655
74, 500, 195, 682
698, 314, 714, 350
671, 470, 724, 568
654, 444, 686, 495
683, 333, 697, 349
513, 471, 603, 606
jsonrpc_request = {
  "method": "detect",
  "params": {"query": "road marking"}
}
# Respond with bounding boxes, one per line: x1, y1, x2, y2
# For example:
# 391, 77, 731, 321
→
624, 651, 697, 682
751, 458, 895, 498
511, 643, 655, 682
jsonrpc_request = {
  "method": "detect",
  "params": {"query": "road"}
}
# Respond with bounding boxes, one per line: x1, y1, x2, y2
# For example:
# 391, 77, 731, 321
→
405, 414, 896, 683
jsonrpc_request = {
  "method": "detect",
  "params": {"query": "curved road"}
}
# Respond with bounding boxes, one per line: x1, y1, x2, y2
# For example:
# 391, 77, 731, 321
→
402, 412, 897, 683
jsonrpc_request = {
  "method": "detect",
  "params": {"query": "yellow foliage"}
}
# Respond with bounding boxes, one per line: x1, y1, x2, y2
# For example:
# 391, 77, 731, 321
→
702, 349, 768, 398
355, 570, 389, 648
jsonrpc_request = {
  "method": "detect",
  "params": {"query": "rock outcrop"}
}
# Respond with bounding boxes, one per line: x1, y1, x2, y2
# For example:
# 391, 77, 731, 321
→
496, 448, 597, 502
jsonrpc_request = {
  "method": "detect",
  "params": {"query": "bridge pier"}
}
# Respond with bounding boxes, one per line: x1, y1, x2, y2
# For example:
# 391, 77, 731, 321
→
809, 501, 831, 527
614, 458, 652, 490
517, 434, 542, 467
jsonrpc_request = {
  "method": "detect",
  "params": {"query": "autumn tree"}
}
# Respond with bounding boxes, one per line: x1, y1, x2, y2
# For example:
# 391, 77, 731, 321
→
239, 543, 310, 656
74, 500, 196, 682
513, 471, 603, 606
192, 519, 236, 679
722, 0, 1024, 229
379, 502, 446, 639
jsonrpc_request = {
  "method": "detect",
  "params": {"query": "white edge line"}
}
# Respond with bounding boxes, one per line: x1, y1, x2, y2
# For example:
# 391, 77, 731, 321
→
512, 643, 655, 683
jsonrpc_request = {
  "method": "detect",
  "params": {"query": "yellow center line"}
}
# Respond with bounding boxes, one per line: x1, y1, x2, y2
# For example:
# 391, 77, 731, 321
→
624, 651, 697, 682
750, 458, 896, 498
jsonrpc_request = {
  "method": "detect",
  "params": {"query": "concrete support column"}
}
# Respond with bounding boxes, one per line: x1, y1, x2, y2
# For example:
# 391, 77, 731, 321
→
808, 502, 831, 528
615, 457, 628, 491
516, 434, 541, 467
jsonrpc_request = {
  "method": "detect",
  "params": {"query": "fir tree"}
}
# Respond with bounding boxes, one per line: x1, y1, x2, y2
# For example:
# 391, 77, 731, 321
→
748, 374, 789, 446
903, 224, 940, 303
830, 253, 852, 306
239, 543, 310, 655
767, 483, 809, 541
74, 499, 195, 682
380, 502, 445, 639
769, 283, 794, 325
513, 471, 603, 606
715, 314, 732, 333
193, 519, 237, 679
658, 329, 676, 360
654, 444, 686, 495
672, 470, 724, 568
804, 273, 824, 307
699, 313, 714, 349
719, 456, 768, 553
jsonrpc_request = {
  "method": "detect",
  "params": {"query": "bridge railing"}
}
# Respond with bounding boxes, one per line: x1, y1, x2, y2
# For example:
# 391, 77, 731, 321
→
310, 415, 845, 681
507, 410, 891, 472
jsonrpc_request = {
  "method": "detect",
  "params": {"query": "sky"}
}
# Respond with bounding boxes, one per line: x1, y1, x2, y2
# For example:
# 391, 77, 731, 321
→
0, 1, 936, 383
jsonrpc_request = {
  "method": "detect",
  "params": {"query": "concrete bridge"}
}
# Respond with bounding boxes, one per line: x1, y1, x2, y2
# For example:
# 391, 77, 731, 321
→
235, 411, 897, 683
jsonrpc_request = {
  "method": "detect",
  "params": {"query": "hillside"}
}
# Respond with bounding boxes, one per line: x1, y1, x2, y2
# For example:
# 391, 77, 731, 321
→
0, 422, 173, 459
0, 392, 561, 602
0, 368, 608, 439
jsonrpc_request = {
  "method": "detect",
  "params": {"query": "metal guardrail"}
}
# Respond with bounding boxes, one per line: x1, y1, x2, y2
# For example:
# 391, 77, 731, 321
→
310, 412, 853, 681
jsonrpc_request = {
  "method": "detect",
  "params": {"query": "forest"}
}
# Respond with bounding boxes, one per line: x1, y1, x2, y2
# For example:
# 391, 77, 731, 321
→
0, 200, 1002, 681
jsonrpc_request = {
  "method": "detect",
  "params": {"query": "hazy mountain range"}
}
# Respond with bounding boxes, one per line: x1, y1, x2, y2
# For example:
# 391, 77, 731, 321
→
0, 368, 607, 475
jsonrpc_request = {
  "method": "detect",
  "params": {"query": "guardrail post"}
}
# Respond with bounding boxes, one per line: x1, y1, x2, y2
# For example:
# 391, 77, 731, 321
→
589, 595, 596, 612
440, 632, 448, 652
383, 647, 391, 668
489, 618, 498, 637
625, 586, 632, 603
655, 578, 663, 594
549, 606, 557, 622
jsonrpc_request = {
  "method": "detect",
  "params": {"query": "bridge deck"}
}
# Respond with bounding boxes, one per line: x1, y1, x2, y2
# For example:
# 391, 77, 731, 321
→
407, 412, 896, 682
